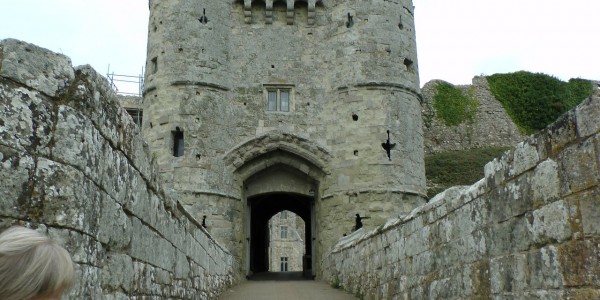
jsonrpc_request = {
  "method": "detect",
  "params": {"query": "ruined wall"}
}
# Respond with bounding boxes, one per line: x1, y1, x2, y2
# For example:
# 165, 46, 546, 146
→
322, 92, 600, 299
422, 77, 525, 154
0, 39, 238, 299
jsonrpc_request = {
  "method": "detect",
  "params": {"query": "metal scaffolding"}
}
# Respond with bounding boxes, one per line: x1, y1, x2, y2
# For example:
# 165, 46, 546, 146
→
106, 65, 144, 97
107, 65, 144, 126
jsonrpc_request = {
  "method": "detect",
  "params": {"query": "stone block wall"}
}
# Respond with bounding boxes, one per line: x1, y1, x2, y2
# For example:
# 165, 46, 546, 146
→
0, 39, 238, 299
321, 92, 600, 299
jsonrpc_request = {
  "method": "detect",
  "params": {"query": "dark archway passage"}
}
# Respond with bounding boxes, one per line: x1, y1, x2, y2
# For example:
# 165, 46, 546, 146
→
248, 192, 314, 276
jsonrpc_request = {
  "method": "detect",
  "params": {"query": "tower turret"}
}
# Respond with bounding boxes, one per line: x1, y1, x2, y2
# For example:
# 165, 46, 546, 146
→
316, 0, 425, 257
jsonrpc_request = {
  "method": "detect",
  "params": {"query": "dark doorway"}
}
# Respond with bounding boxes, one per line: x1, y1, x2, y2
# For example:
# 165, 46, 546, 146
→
248, 192, 313, 277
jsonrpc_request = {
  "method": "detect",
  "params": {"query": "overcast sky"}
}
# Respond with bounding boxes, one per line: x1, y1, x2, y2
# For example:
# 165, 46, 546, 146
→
1, 0, 599, 93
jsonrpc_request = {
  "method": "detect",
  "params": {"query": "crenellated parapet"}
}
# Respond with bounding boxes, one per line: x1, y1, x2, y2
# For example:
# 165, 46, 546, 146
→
243, 0, 321, 25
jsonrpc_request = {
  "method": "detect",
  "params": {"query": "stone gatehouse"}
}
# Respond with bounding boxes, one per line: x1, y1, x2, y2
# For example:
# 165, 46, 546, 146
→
142, 0, 426, 276
4, 0, 599, 298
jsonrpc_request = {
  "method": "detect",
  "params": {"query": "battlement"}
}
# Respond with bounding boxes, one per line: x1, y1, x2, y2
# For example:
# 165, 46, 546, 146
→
239, 0, 323, 25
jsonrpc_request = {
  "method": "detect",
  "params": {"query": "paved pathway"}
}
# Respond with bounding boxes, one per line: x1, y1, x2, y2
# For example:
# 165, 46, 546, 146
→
218, 272, 357, 300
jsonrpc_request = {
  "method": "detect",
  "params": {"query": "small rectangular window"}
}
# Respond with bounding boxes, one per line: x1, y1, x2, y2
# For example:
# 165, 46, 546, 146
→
264, 85, 293, 112
173, 128, 184, 157
280, 211, 287, 219
280, 225, 288, 239
280, 90, 289, 112
268, 91, 277, 111
151, 57, 158, 74
280, 257, 288, 272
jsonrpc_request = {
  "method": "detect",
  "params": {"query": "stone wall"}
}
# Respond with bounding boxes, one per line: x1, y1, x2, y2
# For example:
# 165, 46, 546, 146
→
321, 92, 600, 299
422, 77, 525, 154
0, 39, 238, 299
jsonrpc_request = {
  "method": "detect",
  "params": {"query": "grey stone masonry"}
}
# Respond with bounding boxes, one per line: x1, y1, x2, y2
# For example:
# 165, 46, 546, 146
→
421, 77, 525, 154
143, 0, 426, 274
321, 91, 600, 299
0, 39, 239, 299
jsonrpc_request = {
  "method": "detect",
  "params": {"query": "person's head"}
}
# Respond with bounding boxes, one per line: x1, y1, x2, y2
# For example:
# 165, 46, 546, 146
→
0, 226, 75, 300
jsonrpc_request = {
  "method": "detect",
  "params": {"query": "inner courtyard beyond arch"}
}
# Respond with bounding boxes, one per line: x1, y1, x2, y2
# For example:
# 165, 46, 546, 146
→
241, 158, 319, 276
248, 193, 313, 275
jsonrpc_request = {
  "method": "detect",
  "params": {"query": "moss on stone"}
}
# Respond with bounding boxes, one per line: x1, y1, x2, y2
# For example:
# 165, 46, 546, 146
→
486, 71, 594, 134
433, 82, 478, 126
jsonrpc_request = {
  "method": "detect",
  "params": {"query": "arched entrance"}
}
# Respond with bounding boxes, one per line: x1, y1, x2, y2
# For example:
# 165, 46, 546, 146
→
223, 132, 332, 277
243, 163, 318, 277
248, 192, 314, 274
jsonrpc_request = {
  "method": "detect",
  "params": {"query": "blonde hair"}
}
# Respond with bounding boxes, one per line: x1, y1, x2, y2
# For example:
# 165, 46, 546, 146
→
0, 226, 75, 300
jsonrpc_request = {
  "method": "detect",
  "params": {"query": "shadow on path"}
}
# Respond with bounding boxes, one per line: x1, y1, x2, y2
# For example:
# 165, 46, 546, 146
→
247, 271, 311, 281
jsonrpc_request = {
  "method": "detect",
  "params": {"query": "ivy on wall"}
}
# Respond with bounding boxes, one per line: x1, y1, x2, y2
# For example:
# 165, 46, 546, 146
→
486, 71, 594, 134
432, 82, 478, 126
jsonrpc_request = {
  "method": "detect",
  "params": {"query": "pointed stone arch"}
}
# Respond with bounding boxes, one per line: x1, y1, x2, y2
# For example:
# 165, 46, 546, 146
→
224, 131, 332, 180
223, 132, 331, 276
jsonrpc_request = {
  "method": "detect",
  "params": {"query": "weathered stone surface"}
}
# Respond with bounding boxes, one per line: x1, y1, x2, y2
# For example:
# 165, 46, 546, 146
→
576, 94, 600, 138
526, 200, 572, 245
102, 253, 135, 292
558, 239, 600, 287
97, 195, 131, 250
322, 94, 600, 299
576, 188, 600, 236
508, 140, 540, 177
0, 83, 55, 155
32, 158, 102, 233
532, 159, 560, 207
0, 147, 34, 218
558, 138, 599, 195
527, 246, 563, 289
0, 39, 74, 97
0, 39, 238, 299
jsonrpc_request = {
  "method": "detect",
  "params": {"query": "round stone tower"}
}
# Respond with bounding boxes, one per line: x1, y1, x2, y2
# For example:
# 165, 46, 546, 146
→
143, 0, 425, 277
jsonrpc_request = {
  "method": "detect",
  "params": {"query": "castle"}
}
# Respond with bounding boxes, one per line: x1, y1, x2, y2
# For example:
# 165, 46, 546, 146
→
1, 0, 599, 298
142, 0, 425, 275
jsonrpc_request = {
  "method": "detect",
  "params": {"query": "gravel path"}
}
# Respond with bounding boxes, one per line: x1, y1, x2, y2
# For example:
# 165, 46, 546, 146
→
218, 272, 357, 300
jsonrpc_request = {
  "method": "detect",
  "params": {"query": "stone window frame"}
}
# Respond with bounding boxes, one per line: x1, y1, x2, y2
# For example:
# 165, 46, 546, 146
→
280, 225, 288, 239
264, 84, 294, 113
280, 257, 289, 271
280, 211, 288, 219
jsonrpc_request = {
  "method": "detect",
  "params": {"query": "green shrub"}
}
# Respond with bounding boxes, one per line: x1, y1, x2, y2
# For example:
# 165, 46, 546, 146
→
565, 78, 595, 108
425, 146, 510, 198
486, 71, 594, 134
331, 276, 341, 289
433, 82, 478, 126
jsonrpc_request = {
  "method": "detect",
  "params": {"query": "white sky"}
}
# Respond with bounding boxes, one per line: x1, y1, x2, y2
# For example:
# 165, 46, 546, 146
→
1, 0, 599, 93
